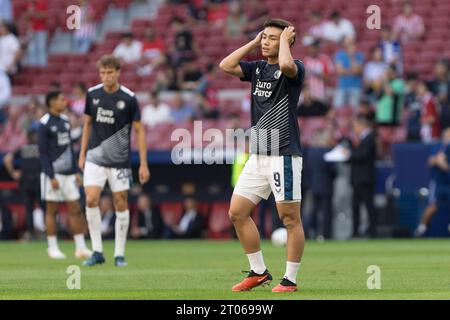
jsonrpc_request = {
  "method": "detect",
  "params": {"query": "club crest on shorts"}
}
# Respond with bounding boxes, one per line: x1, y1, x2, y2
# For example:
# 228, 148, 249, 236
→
274, 70, 282, 79
117, 101, 126, 110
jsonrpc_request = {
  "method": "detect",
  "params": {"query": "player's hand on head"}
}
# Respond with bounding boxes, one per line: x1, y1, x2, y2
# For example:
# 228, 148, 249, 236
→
51, 178, 59, 190
281, 26, 296, 45
139, 165, 150, 185
253, 31, 263, 45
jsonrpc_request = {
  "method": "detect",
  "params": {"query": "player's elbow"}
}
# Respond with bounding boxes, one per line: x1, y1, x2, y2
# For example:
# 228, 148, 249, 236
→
219, 59, 234, 74
280, 63, 296, 78
219, 60, 229, 72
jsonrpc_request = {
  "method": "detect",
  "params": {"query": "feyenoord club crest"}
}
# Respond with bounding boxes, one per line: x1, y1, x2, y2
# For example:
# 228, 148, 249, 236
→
274, 70, 282, 79
117, 101, 126, 110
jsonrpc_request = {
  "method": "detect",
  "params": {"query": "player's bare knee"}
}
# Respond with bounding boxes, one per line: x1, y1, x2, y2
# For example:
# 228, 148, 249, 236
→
113, 193, 128, 212
228, 209, 246, 224
86, 194, 99, 208
280, 213, 300, 230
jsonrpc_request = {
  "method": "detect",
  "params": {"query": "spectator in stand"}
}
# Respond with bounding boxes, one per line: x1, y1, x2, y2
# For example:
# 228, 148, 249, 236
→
69, 83, 87, 116
24, 0, 49, 66
196, 63, 220, 119
137, 26, 167, 76
243, 0, 269, 39
141, 91, 173, 128
21, 96, 45, 133
416, 80, 440, 143
0, 19, 21, 76
72, 0, 97, 54
0, 70, 11, 114
0, 0, 12, 25
297, 85, 330, 117
224, 0, 247, 39
393, 0, 425, 43
304, 11, 327, 43
170, 93, 195, 123
113, 32, 143, 64
323, 10, 355, 44
363, 46, 389, 103
378, 26, 403, 75
187, 0, 208, 23
177, 58, 204, 91
152, 68, 179, 92
164, 197, 204, 239
375, 66, 405, 126
334, 38, 364, 109
169, 17, 201, 68
303, 40, 334, 102
404, 72, 422, 141
206, 0, 228, 28
100, 195, 115, 240
130, 194, 165, 239
428, 59, 450, 130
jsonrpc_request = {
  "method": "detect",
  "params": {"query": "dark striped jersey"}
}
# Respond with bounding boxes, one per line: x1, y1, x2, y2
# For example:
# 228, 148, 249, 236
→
84, 84, 141, 169
239, 59, 305, 156
38, 113, 77, 178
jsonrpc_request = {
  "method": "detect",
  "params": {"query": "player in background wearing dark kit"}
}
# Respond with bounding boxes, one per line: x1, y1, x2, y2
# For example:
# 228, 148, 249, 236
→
79, 55, 150, 267
38, 92, 92, 260
220, 19, 305, 292
3, 128, 41, 241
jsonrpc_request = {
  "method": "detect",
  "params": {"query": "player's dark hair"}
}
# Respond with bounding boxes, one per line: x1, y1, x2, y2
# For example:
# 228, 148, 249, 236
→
45, 91, 61, 108
263, 18, 296, 46
97, 54, 121, 70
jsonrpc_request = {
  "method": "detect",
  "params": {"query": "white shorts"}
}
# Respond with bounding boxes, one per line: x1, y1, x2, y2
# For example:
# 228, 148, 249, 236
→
233, 154, 303, 204
83, 161, 132, 193
40, 173, 80, 202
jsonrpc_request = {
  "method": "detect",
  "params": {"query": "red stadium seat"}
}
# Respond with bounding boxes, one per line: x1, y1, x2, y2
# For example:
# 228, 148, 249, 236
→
160, 202, 184, 226
207, 202, 232, 239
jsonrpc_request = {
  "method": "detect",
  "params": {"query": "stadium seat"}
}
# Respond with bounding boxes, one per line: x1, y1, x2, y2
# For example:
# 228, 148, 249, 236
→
207, 202, 232, 239
160, 202, 184, 226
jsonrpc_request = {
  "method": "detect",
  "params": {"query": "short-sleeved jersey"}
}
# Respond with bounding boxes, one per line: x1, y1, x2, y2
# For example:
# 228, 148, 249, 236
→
239, 59, 305, 156
38, 113, 77, 178
84, 84, 141, 169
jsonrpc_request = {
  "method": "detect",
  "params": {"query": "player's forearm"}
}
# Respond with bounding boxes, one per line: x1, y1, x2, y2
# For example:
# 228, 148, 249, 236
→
220, 40, 259, 72
137, 125, 148, 167
279, 39, 296, 76
79, 118, 92, 159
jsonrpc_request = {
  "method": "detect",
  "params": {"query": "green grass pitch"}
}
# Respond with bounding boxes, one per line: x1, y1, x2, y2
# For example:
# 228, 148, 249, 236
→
0, 239, 449, 300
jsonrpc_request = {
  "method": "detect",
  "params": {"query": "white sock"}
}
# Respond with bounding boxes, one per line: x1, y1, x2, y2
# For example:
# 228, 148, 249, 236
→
74, 234, 87, 250
246, 250, 267, 275
114, 210, 130, 257
284, 261, 301, 284
47, 235, 59, 251
417, 224, 427, 234
86, 207, 103, 253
